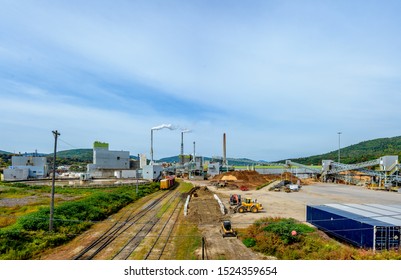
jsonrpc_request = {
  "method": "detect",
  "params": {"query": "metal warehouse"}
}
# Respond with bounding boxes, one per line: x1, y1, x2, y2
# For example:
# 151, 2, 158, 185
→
306, 204, 401, 251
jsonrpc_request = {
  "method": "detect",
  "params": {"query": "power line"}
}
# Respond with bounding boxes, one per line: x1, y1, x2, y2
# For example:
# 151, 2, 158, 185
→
58, 137, 82, 150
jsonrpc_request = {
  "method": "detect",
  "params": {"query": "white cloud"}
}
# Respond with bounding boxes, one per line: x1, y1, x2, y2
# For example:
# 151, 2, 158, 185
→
1, 1, 401, 160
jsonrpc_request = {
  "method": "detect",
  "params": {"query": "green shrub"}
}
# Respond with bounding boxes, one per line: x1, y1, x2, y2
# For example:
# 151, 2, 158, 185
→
8, 183, 29, 188
241, 217, 401, 260
243, 238, 256, 248
0, 183, 159, 259
263, 218, 314, 244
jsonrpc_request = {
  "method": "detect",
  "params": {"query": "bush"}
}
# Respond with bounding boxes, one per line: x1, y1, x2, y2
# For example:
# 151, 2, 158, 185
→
243, 238, 256, 248
241, 217, 401, 260
263, 218, 314, 244
0, 183, 159, 259
7, 182, 29, 188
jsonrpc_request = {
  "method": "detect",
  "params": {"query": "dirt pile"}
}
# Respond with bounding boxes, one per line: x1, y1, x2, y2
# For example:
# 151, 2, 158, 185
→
211, 170, 272, 189
210, 171, 316, 189
185, 187, 222, 224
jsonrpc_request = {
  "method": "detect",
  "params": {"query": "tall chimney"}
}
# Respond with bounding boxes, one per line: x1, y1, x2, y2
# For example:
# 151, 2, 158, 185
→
180, 131, 184, 165
193, 141, 196, 162
223, 133, 227, 166
150, 129, 153, 164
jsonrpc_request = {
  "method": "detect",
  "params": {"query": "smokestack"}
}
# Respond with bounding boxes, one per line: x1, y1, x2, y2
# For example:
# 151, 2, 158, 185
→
180, 129, 191, 165
150, 124, 177, 164
223, 133, 227, 166
150, 129, 154, 164
180, 132, 183, 164
193, 141, 196, 162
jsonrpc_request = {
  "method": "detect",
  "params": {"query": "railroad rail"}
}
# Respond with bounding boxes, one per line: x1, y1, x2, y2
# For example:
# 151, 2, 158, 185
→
143, 197, 183, 260
111, 190, 181, 260
73, 189, 178, 260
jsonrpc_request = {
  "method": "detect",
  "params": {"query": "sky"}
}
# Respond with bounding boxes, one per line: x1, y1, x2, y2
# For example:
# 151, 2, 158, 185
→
1, 0, 401, 162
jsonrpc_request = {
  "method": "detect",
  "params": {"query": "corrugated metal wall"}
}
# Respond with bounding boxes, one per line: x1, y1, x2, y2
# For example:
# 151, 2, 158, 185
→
306, 204, 401, 250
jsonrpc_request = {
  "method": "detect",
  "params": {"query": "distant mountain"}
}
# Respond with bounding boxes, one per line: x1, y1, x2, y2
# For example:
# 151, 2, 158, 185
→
284, 136, 401, 165
226, 158, 262, 166
158, 155, 181, 163
48, 149, 93, 162
4, 135, 401, 167
158, 155, 262, 166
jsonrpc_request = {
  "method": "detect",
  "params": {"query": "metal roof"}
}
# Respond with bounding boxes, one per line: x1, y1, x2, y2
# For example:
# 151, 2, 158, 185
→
321, 203, 401, 226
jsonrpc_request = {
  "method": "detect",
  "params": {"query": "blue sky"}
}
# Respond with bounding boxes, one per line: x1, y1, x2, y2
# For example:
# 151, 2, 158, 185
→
1, 0, 401, 161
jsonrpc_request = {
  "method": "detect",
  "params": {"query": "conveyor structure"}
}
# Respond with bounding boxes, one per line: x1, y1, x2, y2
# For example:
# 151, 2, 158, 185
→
321, 156, 401, 188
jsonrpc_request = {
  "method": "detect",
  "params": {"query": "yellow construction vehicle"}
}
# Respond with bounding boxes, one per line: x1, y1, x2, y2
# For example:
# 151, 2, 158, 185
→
220, 220, 237, 238
234, 197, 263, 213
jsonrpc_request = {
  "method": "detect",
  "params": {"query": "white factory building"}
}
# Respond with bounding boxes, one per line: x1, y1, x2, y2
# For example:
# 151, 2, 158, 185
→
87, 141, 132, 178
3, 155, 49, 181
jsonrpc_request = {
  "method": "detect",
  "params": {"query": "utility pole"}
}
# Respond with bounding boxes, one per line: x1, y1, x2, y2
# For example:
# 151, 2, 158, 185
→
49, 130, 60, 232
338, 132, 342, 163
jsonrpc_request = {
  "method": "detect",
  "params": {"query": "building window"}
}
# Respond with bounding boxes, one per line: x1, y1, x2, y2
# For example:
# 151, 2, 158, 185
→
117, 157, 120, 160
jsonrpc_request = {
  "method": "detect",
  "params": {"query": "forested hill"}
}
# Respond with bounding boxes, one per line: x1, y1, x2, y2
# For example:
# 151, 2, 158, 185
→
49, 149, 93, 162
286, 136, 401, 165
2, 135, 401, 166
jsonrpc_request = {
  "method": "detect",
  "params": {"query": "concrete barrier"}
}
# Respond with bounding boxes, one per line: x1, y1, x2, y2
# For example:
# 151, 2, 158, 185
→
184, 195, 190, 216
213, 194, 226, 215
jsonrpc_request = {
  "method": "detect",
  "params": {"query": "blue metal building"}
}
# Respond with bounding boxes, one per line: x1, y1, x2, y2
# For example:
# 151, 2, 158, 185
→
306, 204, 401, 250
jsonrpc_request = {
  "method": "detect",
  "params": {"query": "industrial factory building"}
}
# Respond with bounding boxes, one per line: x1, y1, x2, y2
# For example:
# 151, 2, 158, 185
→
142, 164, 163, 181
3, 155, 48, 181
307, 204, 401, 251
87, 141, 131, 178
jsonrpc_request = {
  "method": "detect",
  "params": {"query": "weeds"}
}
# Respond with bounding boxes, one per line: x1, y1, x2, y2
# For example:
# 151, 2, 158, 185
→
0, 183, 160, 259
241, 217, 401, 260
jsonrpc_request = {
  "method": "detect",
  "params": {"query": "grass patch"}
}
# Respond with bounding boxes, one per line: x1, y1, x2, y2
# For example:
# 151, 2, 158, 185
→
156, 200, 174, 219
0, 182, 160, 259
168, 180, 201, 259
172, 221, 202, 259
0, 182, 141, 230
240, 217, 401, 260
176, 180, 194, 193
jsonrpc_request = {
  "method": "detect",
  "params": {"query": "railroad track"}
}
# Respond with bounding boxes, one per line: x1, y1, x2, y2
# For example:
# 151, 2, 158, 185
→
111, 190, 182, 260
73, 189, 179, 260
143, 196, 183, 260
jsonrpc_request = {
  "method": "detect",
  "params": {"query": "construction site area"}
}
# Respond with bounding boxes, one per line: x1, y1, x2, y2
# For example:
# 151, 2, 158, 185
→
34, 167, 401, 260
4, 134, 401, 259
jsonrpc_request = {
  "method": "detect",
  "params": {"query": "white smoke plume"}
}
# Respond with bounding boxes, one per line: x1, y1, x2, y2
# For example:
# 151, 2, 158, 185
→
151, 124, 177, 130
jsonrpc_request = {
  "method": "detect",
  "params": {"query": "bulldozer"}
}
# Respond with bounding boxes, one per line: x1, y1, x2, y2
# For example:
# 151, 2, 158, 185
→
220, 220, 237, 238
234, 197, 263, 213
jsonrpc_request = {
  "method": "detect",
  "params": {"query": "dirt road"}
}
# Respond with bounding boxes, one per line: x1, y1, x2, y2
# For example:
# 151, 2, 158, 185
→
185, 186, 269, 260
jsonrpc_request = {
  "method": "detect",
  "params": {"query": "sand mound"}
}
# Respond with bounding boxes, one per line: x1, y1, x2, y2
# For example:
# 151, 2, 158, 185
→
221, 175, 237, 181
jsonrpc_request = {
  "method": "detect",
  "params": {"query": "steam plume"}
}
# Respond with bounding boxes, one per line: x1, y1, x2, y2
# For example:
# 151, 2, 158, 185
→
151, 124, 176, 130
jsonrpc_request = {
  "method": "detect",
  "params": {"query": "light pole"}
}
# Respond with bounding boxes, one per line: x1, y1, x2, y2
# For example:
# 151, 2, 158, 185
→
338, 132, 342, 163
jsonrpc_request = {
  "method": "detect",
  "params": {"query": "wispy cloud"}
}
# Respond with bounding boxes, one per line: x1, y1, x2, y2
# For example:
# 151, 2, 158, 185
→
1, 1, 401, 160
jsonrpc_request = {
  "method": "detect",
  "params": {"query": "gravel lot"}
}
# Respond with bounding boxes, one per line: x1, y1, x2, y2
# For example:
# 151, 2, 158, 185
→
208, 182, 401, 228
